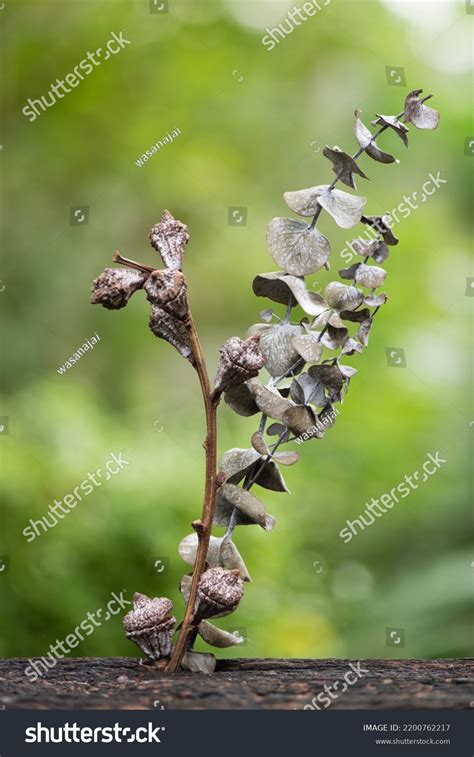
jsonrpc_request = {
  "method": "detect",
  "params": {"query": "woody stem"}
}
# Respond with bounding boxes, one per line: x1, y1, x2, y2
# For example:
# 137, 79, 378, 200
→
167, 312, 219, 672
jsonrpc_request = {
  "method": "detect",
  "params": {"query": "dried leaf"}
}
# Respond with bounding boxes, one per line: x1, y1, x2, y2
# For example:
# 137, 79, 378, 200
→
180, 574, 192, 603
339, 307, 371, 323
353, 110, 398, 164
309, 364, 344, 391
324, 282, 364, 312
274, 450, 299, 465
339, 364, 358, 379
247, 379, 294, 421
253, 272, 328, 316
219, 537, 252, 582
354, 263, 387, 289
313, 310, 346, 329
361, 215, 398, 246
252, 272, 298, 307
284, 185, 366, 229
197, 620, 246, 648
219, 447, 261, 484
321, 324, 349, 350
90, 268, 148, 309
341, 337, 363, 355
149, 210, 189, 270
282, 405, 322, 437
224, 383, 259, 417
178, 534, 223, 569
365, 292, 388, 307
403, 90, 440, 130
214, 336, 265, 395
318, 404, 338, 429
371, 114, 409, 147
149, 306, 193, 361
323, 145, 369, 189
338, 263, 361, 281
294, 373, 327, 406
223, 438, 289, 494
254, 461, 290, 493
289, 377, 305, 404
251, 431, 269, 456
248, 323, 302, 377
357, 317, 374, 347
267, 422, 290, 440
181, 651, 216, 674
283, 186, 324, 216
317, 187, 367, 229
215, 483, 276, 530
266, 217, 331, 275
144, 269, 189, 320
350, 238, 389, 264
292, 334, 323, 363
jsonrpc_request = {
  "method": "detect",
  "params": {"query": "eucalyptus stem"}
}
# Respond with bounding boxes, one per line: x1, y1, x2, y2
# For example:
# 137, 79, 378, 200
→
243, 99, 427, 493
309, 96, 432, 230
167, 314, 219, 672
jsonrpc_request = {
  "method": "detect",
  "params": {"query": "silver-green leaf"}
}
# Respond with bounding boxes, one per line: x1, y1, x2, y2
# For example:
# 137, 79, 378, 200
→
266, 217, 331, 275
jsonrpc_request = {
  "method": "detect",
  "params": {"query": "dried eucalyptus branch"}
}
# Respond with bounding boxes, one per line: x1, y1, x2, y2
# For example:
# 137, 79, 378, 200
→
90, 89, 439, 674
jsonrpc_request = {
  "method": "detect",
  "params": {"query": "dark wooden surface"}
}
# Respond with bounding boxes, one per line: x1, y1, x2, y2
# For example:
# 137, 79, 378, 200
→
0, 658, 471, 710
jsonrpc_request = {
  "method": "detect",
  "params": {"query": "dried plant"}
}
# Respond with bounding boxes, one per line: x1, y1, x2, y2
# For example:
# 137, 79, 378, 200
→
90, 89, 439, 673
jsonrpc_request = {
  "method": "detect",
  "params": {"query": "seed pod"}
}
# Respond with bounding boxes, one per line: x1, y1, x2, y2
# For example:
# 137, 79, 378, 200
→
195, 567, 244, 622
144, 269, 189, 321
149, 210, 189, 270
214, 336, 265, 396
90, 268, 148, 309
149, 307, 193, 362
123, 593, 176, 661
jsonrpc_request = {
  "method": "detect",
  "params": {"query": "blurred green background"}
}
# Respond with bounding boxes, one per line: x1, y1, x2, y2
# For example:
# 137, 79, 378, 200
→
1, 0, 472, 662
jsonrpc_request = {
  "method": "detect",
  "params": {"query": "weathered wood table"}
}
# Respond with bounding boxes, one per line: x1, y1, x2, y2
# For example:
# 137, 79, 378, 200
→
0, 658, 471, 710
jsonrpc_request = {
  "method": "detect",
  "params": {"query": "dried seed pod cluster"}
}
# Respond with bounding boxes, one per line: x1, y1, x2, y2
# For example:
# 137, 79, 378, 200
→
90, 89, 438, 672
90, 210, 194, 361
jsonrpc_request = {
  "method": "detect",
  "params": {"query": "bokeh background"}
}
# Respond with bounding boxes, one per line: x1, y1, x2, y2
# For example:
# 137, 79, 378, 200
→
1, 0, 472, 662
